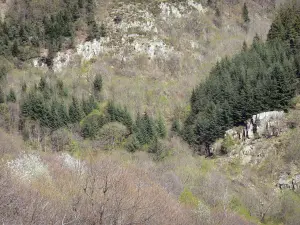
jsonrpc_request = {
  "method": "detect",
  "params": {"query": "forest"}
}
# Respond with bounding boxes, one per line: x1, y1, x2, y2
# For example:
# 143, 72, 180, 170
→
0, 0, 105, 64
183, 2, 300, 155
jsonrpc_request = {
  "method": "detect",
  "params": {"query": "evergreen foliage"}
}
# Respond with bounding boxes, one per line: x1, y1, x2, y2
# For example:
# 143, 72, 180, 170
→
0, 0, 103, 62
69, 96, 85, 124
242, 3, 250, 23
93, 74, 102, 99
20, 77, 98, 131
171, 119, 181, 135
6, 88, 16, 103
0, 87, 5, 104
267, 2, 300, 54
183, 39, 297, 149
156, 115, 167, 138
81, 111, 105, 139
107, 101, 133, 132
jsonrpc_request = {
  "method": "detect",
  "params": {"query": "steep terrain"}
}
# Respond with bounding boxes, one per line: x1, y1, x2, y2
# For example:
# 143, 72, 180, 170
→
1, 0, 300, 225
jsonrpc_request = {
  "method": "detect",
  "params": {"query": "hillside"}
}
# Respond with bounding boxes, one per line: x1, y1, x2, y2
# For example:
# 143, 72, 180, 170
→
1, 0, 300, 224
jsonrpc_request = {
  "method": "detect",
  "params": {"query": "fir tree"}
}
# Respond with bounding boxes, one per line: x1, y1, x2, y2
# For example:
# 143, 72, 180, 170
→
69, 97, 84, 123
156, 116, 167, 138
11, 40, 19, 57
242, 3, 250, 23
6, 88, 16, 103
0, 87, 5, 104
242, 40, 248, 51
93, 74, 102, 98
171, 119, 181, 135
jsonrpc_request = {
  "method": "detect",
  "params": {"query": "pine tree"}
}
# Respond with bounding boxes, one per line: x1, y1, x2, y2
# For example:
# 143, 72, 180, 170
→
242, 3, 250, 23
69, 97, 84, 123
39, 76, 47, 91
93, 74, 102, 97
156, 116, 167, 138
171, 119, 181, 134
242, 40, 248, 51
6, 88, 16, 103
21, 82, 27, 93
0, 87, 5, 104
11, 40, 19, 57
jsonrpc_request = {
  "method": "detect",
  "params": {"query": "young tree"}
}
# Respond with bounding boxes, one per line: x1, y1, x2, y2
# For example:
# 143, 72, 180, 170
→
0, 87, 5, 104
69, 97, 84, 123
242, 40, 248, 51
11, 40, 19, 58
242, 3, 250, 23
6, 88, 16, 103
93, 74, 102, 93
156, 116, 167, 139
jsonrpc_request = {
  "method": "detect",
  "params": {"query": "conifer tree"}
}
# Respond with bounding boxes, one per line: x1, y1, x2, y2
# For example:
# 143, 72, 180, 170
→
242, 40, 248, 51
0, 87, 5, 104
69, 97, 84, 123
21, 82, 27, 93
171, 119, 181, 135
242, 3, 250, 23
11, 40, 19, 57
156, 116, 167, 138
93, 74, 103, 99
7, 88, 16, 103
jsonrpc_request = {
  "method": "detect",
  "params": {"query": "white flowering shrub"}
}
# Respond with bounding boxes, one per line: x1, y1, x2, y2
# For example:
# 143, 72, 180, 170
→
7, 153, 50, 182
60, 153, 86, 174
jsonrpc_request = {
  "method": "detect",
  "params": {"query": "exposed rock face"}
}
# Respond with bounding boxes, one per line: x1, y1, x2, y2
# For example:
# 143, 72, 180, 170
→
225, 111, 286, 142
225, 111, 286, 166
32, 1, 207, 72
278, 174, 300, 190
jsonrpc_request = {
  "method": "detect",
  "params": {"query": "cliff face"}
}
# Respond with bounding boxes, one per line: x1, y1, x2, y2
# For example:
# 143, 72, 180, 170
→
225, 111, 286, 142
32, 0, 274, 73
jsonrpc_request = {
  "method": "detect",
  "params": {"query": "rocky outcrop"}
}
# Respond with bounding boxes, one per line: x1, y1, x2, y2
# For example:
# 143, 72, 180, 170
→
32, 1, 207, 72
225, 111, 286, 165
278, 174, 300, 190
225, 111, 286, 142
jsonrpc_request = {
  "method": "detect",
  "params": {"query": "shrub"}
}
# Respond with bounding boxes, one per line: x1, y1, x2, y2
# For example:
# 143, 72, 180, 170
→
80, 110, 106, 139
98, 122, 129, 150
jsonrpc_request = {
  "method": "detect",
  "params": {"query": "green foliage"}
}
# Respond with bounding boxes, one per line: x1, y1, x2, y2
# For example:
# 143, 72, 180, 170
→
107, 102, 133, 132
0, 66, 7, 81
179, 187, 199, 208
184, 39, 297, 149
148, 138, 169, 161
125, 134, 141, 152
0, 87, 5, 104
268, 2, 300, 54
82, 96, 97, 115
6, 88, 16, 103
242, 40, 248, 52
242, 3, 250, 23
156, 115, 167, 138
0, 0, 100, 62
81, 110, 105, 139
20, 77, 98, 132
221, 135, 236, 154
134, 112, 157, 145
230, 196, 252, 219
98, 122, 129, 150
171, 118, 181, 135
69, 96, 85, 124
93, 74, 103, 93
